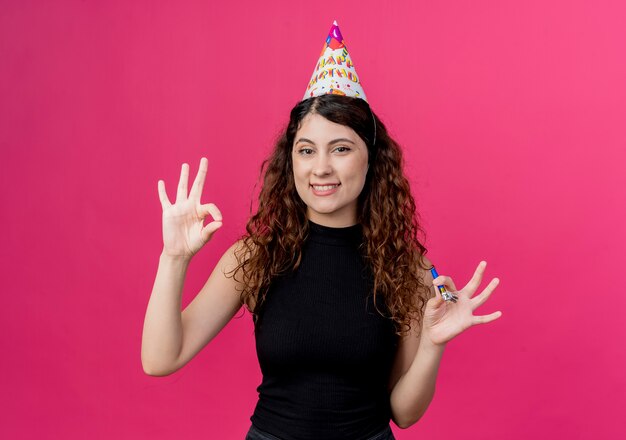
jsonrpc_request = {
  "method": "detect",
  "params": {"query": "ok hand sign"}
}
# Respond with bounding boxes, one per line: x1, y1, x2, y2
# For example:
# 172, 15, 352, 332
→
157, 157, 223, 259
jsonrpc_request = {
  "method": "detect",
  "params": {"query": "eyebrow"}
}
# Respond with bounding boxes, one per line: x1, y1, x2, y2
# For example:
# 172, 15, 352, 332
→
295, 137, 355, 146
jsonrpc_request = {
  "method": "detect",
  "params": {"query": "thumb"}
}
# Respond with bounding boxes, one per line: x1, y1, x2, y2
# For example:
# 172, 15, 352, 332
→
201, 220, 222, 243
432, 293, 444, 307
431, 283, 445, 306
198, 202, 222, 221
198, 203, 223, 243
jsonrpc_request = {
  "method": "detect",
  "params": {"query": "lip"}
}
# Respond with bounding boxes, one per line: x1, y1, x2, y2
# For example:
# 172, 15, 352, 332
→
310, 183, 341, 196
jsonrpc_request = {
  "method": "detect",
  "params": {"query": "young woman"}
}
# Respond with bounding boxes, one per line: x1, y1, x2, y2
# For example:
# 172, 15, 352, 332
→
141, 94, 502, 440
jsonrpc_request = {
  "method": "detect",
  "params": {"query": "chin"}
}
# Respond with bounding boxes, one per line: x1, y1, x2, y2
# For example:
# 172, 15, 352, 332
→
308, 206, 337, 214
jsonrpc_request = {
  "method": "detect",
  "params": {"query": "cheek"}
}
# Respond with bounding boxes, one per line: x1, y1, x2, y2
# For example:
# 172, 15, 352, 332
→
292, 164, 304, 182
292, 164, 309, 191
346, 160, 368, 182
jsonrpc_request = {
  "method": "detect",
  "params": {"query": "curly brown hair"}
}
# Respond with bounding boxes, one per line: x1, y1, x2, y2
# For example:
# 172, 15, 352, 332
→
226, 94, 434, 337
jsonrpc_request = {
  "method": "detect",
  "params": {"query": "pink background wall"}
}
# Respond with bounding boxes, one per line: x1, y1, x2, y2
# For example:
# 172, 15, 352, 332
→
1, 0, 624, 438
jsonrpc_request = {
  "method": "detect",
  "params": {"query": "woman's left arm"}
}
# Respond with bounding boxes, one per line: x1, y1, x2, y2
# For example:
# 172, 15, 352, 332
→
390, 261, 502, 429
389, 330, 446, 428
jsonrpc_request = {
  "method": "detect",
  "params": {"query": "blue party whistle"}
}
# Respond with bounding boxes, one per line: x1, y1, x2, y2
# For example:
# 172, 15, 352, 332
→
430, 266, 458, 303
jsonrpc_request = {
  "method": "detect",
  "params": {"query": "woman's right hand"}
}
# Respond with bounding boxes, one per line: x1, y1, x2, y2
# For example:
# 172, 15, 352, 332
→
157, 157, 222, 259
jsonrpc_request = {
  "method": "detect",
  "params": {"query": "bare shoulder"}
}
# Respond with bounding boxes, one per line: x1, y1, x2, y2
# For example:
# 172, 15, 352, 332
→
220, 238, 248, 277
387, 254, 435, 392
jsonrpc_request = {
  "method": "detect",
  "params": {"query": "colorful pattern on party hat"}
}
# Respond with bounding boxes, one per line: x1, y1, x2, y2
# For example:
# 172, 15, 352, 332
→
302, 20, 368, 102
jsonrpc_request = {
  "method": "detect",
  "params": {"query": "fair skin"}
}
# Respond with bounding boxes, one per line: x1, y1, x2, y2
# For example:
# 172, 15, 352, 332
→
142, 116, 502, 429
292, 112, 369, 228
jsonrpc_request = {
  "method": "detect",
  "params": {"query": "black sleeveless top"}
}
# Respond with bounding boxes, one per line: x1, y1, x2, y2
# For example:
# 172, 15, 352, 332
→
249, 219, 399, 440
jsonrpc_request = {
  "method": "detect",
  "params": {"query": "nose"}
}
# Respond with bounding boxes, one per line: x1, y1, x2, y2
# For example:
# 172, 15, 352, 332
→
312, 152, 333, 176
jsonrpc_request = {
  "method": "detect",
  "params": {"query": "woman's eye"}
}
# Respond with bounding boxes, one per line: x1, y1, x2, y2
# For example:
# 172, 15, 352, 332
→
297, 146, 350, 155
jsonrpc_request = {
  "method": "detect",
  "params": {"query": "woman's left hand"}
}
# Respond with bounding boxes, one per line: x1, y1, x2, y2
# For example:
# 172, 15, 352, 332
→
422, 261, 502, 347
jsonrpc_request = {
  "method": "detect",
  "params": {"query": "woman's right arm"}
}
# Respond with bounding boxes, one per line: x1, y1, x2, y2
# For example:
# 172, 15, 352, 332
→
141, 157, 245, 376
141, 242, 245, 376
141, 252, 192, 376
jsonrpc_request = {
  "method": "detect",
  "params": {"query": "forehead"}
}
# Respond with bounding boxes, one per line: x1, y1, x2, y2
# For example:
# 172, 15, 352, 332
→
294, 113, 358, 143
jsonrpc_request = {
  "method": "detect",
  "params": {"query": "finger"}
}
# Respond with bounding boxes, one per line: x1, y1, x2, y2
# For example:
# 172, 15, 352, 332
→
201, 220, 223, 243
157, 180, 172, 209
202, 203, 223, 222
189, 157, 208, 200
176, 163, 189, 203
472, 310, 503, 325
461, 261, 487, 297
432, 275, 457, 292
470, 278, 500, 310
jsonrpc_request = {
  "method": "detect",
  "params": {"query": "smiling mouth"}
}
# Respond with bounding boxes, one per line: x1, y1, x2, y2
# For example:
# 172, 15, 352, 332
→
311, 183, 341, 191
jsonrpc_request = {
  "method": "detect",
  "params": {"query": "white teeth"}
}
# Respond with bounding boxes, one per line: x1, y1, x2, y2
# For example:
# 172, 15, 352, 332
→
312, 184, 339, 191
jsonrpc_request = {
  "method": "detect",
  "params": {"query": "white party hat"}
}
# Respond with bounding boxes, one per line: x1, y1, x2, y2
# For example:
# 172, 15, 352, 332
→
302, 20, 368, 102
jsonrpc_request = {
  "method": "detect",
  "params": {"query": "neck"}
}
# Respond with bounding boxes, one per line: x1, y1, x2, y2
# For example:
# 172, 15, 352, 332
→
306, 210, 358, 228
